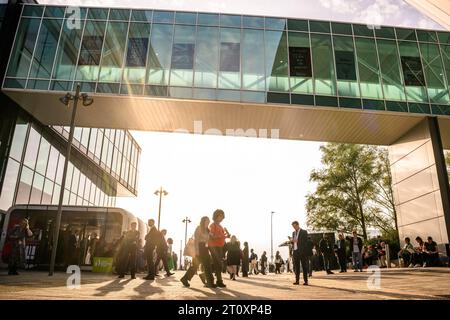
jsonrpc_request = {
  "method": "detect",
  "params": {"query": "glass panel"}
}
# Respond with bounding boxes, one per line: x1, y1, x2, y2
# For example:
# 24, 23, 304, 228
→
417, 30, 437, 43
24, 127, 40, 170
26, 79, 49, 90
219, 28, 241, 89
170, 25, 196, 87
334, 36, 359, 97
353, 24, 374, 37
420, 43, 449, 104
355, 38, 383, 99
53, 19, 84, 80
98, 22, 128, 82
287, 19, 308, 32
153, 11, 174, 24
30, 173, 44, 203
194, 26, 219, 88
0, 159, 20, 211
310, 21, 330, 33
46, 146, 59, 181
131, 10, 152, 22
311, 33, 336, 95
217, 89, 240, 101
109, 9, 130, 21
87, 8, 108, 20
265, 30, 289, 92
193, 88, 216, 100
396, 28, 416, 41
288, 32, 313, 94
377, 39, 406, 101
376, 27, 395, 39
147, 24, 173, 85
97, 82, 120, 93
198, 13, 219, 26
243, 16, 264, 29
242, 29, 265, 90
399, 41, 428, 102
175, 12, 196, 25
23, 5, 43, 17
44, 6, 65, 18
16, 166, 33, 204
441, 45, 450, 100
265, 18, 286, 30
6, 18, 41, 77
77, 20, 106, 81
331, 22, 352, 35
221, 15, 241, 28
9, 119, 28, 162
241, 91, 265, 103
35, 137, 50, 176
29, 19, 62, 79
123, 22, 150, 84
437, 32, 450, 44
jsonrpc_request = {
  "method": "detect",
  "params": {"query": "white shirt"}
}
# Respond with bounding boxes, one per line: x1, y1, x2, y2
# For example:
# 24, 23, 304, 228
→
293, 229, 299, 251
353, 237, 360, 253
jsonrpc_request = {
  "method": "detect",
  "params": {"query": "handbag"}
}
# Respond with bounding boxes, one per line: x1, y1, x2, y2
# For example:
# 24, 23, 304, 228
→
183, 238, 196, 257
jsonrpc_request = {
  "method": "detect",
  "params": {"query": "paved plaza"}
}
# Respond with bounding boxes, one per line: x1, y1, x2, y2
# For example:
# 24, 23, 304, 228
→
0, 268, 449, 300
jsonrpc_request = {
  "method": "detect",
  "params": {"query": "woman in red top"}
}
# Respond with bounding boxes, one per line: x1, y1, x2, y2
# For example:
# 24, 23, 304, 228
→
208, 209, 230, 288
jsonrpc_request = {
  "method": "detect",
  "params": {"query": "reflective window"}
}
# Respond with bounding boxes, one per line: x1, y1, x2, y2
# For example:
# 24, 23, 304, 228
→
99, 22, 128, 82
53, 18, 84, 80
333, 36, 359, 97
198, 13, 219, 26
29, 19, 63, 79
219, 28, 241, 89
30, 173, 44, 203
170, 25, 196, 87
131, 10, 152, 22
7, 18, 40, 77
441, 45, 450, 98
77, 20, 106, 80
288, 32, 312, 94
35, 137, 50, 176
9, 120, 28, 162
194, 27, 219, 88
311, 34, 336, 95
242, 29, 265, 90
399, 41, 428, 102
55, 154, 65, 185
419, 43, 449, 104
355, 38, 383, 99
46, 146, 59, 181
23, 127, 40, 170
16, 166, 33, 204
175, 12, 196, 25
0, 159, 20, 211
243, 16, 264, 29
221, 15, 241, 28
147, 24, 173, 85
124, 23, 150, 84
288, 19, 309, 32
377, 39, 406, 101
109, 9, 129, 21
153, 11, 174, 24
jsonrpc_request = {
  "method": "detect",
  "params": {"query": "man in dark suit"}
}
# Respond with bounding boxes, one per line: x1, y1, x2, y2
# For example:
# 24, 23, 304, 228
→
154, 229, 174, 277
291, 221, 309, 285
335, 233, 347, 273
143, 219, 159, 280
319, 233, 335, 275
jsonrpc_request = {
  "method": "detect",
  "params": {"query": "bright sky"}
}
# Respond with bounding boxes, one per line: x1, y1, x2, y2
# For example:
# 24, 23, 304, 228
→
41, 0, 443, 258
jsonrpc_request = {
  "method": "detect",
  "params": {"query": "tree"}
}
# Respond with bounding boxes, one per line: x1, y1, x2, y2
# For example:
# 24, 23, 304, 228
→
306, 143, 397, 241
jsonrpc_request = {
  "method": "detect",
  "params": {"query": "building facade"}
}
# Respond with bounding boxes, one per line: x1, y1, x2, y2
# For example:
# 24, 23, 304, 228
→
0, 1, 141, 216
0, 2, 449, 254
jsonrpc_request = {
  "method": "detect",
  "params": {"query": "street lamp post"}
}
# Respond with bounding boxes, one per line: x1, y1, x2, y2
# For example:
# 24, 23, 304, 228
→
179, 240, 183, 270
49, 83, 93, 276
270, 211, 275, 265
182, 217, 191, 249
154, 187, 168, 230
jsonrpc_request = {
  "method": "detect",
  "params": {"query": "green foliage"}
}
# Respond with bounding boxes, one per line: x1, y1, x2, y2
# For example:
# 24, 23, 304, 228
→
306, 143, 398, 242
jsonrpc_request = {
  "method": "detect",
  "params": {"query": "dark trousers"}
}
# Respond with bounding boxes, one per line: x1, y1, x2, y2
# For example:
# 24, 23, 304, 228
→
182, 244, 214, 285
145, 245, 155, 278
261, 262, 266, 274
337, 252, 347, 272
242, 259, 249, 277
323, 253, 333, 271
401, 252, 412, 266
275, 263, 282, 274
209, 246, 224, 285
154, 250, 170, 274
293, 250, 309, 283
117, 244, 137, 277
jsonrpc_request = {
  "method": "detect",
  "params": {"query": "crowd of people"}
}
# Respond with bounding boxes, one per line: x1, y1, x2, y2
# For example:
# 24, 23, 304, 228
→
4, 214, 444, 284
